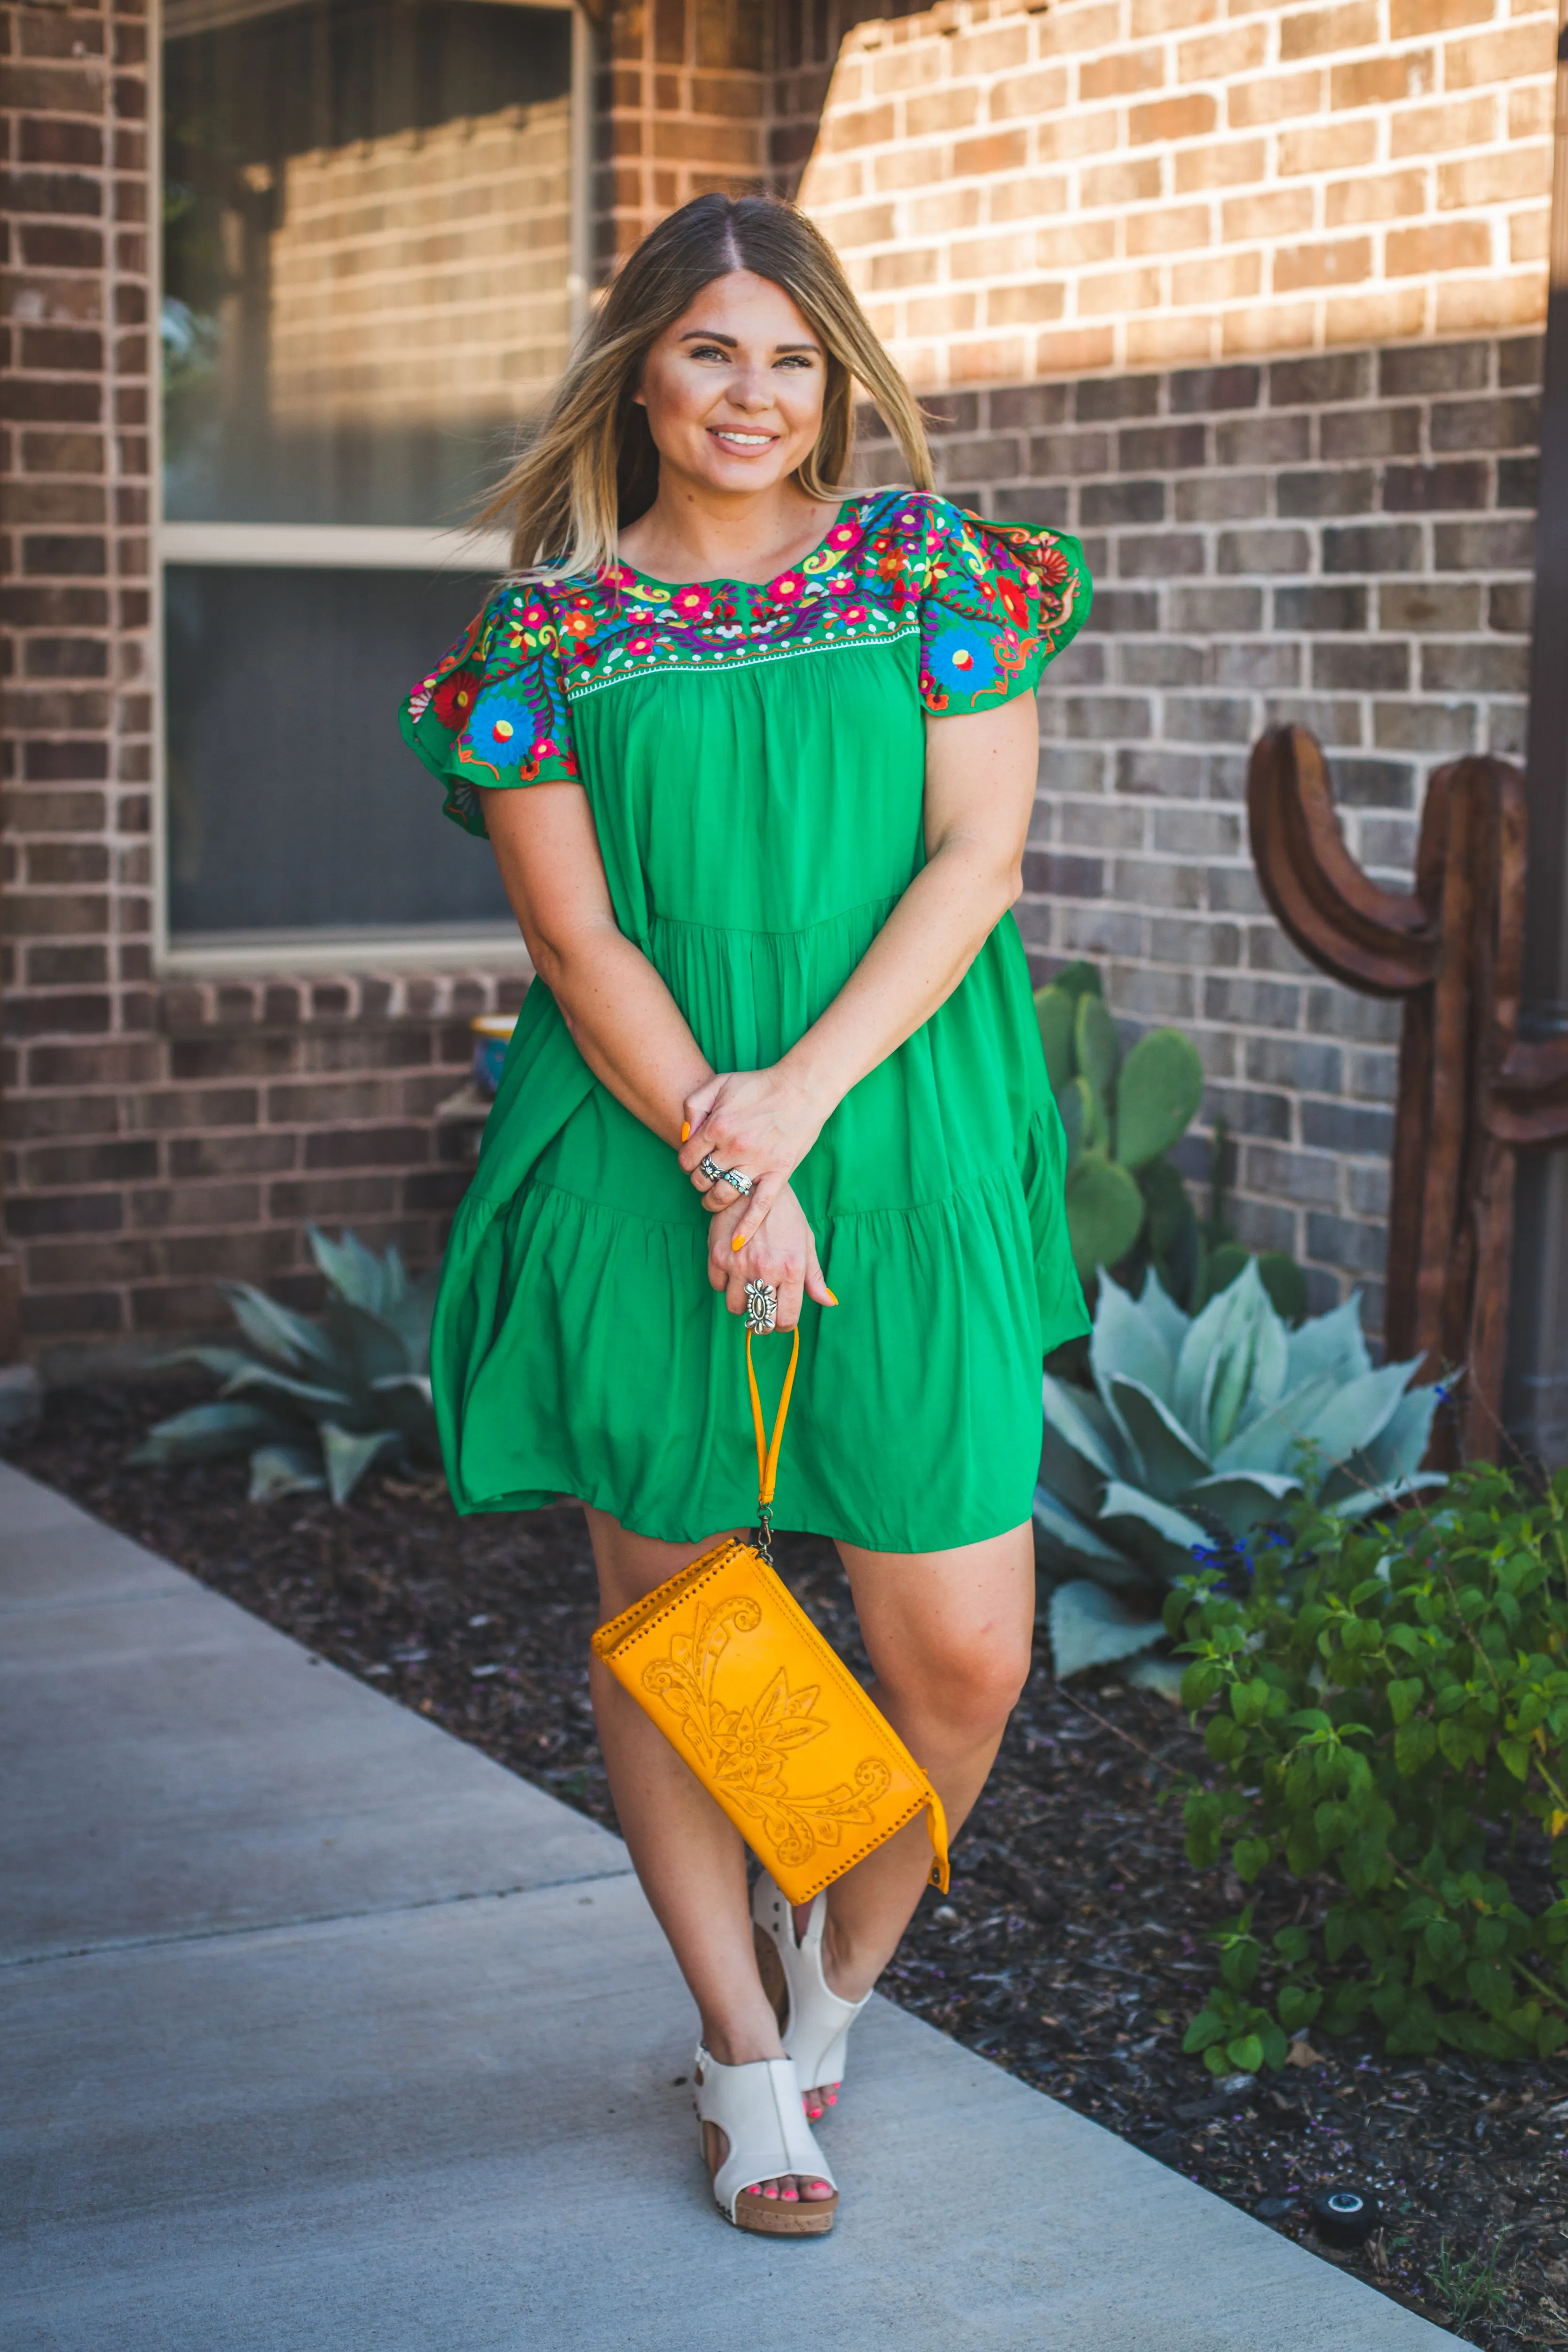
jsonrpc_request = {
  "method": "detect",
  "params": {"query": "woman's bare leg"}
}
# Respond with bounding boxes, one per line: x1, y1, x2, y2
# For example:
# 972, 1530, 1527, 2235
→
582, 1502, 831, 2202
792, 1521, 1036, 2107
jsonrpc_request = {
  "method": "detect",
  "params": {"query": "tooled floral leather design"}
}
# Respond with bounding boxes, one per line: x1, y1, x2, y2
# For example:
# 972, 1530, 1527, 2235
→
592, 1531, 949, 1901
641, 1590, 893, 1872
399, 489, 1090, 839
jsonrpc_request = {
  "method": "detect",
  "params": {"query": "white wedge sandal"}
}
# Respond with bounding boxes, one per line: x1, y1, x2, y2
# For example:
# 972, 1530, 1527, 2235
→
693, 2044, 839, 2235
752, 1870, 872, 2115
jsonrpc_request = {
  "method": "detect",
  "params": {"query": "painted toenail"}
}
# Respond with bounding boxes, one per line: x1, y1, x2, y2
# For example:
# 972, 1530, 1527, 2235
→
782, 2186, 799, 2201
763, 2183, 778, 2198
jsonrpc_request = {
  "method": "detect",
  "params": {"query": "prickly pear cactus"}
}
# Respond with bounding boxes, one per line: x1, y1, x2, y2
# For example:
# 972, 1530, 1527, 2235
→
1033, 961, 1305, 1319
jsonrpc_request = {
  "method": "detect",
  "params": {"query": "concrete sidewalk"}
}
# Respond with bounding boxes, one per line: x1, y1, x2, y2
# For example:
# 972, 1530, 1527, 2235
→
1, 1458, 1454, 2352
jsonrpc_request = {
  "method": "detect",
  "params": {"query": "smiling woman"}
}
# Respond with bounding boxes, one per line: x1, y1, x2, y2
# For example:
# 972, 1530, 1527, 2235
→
398, 193, 1092, 2234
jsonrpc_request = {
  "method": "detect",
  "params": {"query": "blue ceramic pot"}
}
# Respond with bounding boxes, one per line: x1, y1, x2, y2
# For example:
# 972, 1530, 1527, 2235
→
471, 1013, 518, 1099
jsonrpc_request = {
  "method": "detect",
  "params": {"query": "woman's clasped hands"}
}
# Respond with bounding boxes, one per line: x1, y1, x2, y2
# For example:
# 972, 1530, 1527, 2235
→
677, 1067, 837, 1333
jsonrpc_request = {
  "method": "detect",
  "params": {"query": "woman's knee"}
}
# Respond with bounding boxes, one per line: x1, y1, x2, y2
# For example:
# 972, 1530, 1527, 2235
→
886, 1624, 1033, 1744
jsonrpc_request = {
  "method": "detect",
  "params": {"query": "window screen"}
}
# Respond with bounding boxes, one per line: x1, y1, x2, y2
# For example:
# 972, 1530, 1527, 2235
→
165, 565, 508, 938
160, 0, 573, 941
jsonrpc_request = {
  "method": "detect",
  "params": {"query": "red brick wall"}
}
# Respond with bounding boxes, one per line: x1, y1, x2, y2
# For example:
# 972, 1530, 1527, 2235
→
771, 0, 934, 194
593, 0, 931, 270
875, 328, 1541, 1331
594, 0, 772, 273
2, 0, 164, 1354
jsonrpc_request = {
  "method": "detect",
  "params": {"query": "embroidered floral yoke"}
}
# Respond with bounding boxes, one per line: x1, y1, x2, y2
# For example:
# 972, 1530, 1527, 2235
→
400, 489, 1092, 1550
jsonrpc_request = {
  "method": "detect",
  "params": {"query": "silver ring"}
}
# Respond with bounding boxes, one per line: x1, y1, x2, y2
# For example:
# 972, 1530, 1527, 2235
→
744, 1279, 778, 1335
699, 1153, 754, 1198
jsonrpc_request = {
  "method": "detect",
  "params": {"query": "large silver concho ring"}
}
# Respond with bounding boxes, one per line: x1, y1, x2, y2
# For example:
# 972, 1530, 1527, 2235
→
699, 1153, 754, 1198
744, 1280, 779, 1336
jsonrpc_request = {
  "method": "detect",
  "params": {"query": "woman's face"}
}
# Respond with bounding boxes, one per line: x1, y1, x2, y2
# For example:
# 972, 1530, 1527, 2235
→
634, 269, 827, 496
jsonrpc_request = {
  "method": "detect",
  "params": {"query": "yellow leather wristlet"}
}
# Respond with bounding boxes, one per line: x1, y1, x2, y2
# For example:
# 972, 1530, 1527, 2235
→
591, 1324, 951, 1904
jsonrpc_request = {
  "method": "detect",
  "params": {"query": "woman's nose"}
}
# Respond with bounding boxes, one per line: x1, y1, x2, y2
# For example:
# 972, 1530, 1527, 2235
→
724, 374, 775, 413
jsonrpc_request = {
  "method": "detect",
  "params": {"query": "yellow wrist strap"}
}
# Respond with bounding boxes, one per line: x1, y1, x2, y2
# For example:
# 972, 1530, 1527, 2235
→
745, 1326, 800, 1557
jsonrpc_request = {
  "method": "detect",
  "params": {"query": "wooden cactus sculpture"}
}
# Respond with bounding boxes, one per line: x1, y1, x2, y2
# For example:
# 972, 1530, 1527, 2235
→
1248, 725, 1568, 1463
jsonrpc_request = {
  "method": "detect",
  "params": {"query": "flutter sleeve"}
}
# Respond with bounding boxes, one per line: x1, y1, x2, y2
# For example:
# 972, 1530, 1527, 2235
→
917, 499, 1092, 717
398, 585, 580, 839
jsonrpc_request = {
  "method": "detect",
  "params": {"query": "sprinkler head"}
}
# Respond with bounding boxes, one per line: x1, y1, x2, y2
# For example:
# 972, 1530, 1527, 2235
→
1312, 2188, 1380, 2249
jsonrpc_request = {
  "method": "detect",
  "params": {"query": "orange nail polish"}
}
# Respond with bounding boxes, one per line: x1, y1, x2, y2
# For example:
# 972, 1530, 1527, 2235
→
825, 1288, 839, 1305
680, 1121, 690, 1143
732, 1233, 747, 1252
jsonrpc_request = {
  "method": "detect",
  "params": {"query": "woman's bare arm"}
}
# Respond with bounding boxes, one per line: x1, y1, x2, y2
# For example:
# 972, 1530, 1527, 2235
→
678, 689, 1041, 1236
477, 778, 834, 1324
477, 781, 709, 1146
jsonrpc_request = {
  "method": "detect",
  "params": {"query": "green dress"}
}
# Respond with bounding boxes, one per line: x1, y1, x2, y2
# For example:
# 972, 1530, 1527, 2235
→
400, 489, 1092, 1552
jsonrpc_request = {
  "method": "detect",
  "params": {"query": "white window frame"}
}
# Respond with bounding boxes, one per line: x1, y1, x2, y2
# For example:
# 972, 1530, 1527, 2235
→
151, 0, 591, 976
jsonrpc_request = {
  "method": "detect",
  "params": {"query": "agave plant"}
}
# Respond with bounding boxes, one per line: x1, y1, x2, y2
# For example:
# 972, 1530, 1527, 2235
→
1036, 1259, 1442, 1678
1037, 960, 1307, 1322
130, 1227, 441, 1505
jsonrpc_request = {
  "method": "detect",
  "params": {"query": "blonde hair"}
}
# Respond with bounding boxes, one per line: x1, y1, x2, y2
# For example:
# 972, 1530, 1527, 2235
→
476, 193, 935, 579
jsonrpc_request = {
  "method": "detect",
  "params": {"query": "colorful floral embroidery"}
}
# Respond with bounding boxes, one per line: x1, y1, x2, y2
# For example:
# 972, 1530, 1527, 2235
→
924, 623, 1000, 696
402, 587, 580, 835
915, 507, 1085, 716
399, 490, 1091, 837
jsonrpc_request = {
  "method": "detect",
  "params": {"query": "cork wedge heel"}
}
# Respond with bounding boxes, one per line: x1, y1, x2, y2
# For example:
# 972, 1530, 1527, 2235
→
693, 2045, 839, 2235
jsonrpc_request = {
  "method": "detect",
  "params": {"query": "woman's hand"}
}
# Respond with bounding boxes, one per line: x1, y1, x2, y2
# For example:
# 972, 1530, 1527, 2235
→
678, 1065, 829, 1239
708, 1180, 835, 1331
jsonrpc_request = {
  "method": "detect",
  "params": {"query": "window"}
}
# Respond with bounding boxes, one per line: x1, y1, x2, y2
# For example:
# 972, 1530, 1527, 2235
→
158, 0, 585, 962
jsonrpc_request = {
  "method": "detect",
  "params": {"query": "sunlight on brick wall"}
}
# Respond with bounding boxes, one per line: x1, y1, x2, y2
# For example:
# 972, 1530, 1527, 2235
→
802, 0, 1556, 389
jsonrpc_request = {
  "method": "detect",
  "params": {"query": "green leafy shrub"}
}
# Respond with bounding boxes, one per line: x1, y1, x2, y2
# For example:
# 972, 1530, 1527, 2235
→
1038, 1259, 1442, 1678
1167, 1466, 1568, 2074
1034, 959, 1305, 1320
131, 1227, 440, 1505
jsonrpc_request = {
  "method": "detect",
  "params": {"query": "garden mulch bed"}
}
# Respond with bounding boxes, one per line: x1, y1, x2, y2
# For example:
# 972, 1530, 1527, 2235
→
12, 1376, 1568, 2351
